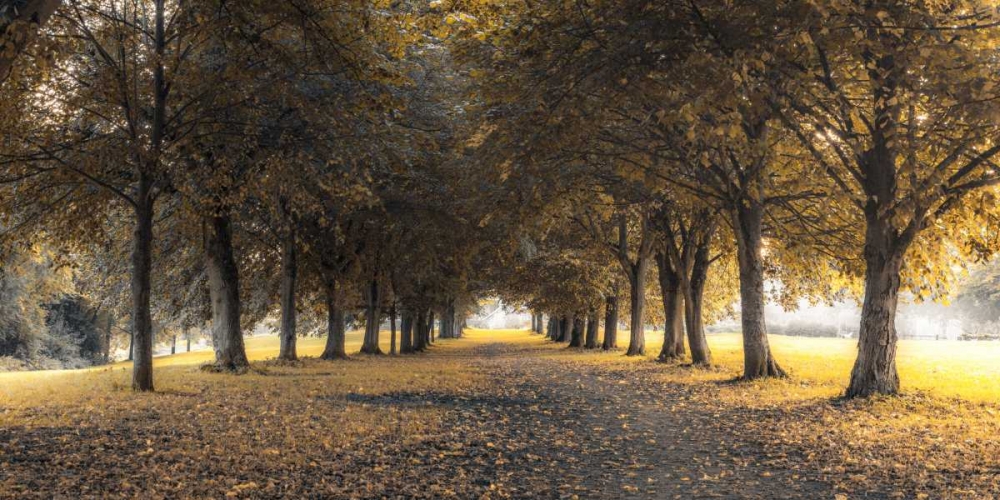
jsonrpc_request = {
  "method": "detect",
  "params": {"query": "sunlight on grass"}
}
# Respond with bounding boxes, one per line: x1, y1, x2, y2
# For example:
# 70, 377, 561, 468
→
6, 327, 1000, 406
521, 328, 1000, 402
0, 329, 478, 415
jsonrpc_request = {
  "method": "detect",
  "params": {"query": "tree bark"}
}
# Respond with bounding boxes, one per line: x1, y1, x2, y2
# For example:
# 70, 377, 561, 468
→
104, 315, 113, 363
846, 216, 905, 397
733, 202, 785, 379
414, 309, 428, 351
440, 300, 453, 339
127, 325, 134, 362
204, 214, 249, 371
130, 185, 154, 390
389, 302, 397, 355
547, 316, 559, 340
603, 295, 618, 350
558, 314, 573, 342
569, 316, 584, 347
584, 310, 599, 349
626, 257, 649, 356
656, 252, 685, 362
277, 229, 297, 361
320, 274, 347, 360
428, 310, 435, 344
684, 238, 713, 366
360, 279, 383, 354
400, 310, 414, 354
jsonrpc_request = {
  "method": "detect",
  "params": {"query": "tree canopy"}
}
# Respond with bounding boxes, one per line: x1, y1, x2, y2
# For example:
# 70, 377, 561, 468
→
0, 0, 1000, 401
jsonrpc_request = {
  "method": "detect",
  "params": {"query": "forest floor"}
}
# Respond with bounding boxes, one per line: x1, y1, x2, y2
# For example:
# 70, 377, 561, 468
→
2, 329, 1000, 498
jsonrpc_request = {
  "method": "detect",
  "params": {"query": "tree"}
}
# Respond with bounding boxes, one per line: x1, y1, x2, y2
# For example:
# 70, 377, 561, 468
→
777, 1, 1000, 396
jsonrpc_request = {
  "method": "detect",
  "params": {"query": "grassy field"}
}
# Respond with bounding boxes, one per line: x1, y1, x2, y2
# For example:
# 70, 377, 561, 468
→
614, 331, 1000, 402
0, 330, 480, 424
4, 327, 1000, 408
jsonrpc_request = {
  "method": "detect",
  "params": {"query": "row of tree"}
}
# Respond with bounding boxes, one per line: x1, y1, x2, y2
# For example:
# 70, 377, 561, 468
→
441, 0, 1000, 397
0, 0, 491, 390
5, 0, 1000, 401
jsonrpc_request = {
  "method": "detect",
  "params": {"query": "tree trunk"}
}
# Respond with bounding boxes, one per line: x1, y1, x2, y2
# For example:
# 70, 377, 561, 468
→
626, 257, 649, 356
846, 218, 904, 398
656, 252, 685, 362
278, 229, 297, 361
104, 315, 113, 363
204, 214, 249, 372
428, 310, 435, 344
401, 310, 414, 354
603, 295, 618, 350
187, 334, 191, 352
685, 240, 712, 366
360, 279, 383, 354
439, 300, 452, 339
320, 274, 347, 360
733, 202, 784, 379
130, 188, 154, 391
414, 309, 428, 351
584, 310, 599, 349
558, 315, 572, 342
171, 334, 176, 355
389, 302, 397, 355
127, 325, 134, 362
547, 317, 559, 340
448, 301, 457, 338
569, 316, 584, 347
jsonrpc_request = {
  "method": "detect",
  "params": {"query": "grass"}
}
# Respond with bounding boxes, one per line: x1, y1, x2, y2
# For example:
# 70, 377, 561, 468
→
5, 327, 1000, 408
0, 329, 477, 422
543, 329, 1000, 402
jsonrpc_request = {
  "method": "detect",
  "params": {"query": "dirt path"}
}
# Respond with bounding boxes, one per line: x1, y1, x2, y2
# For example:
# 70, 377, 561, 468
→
448, 339, 833, 499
